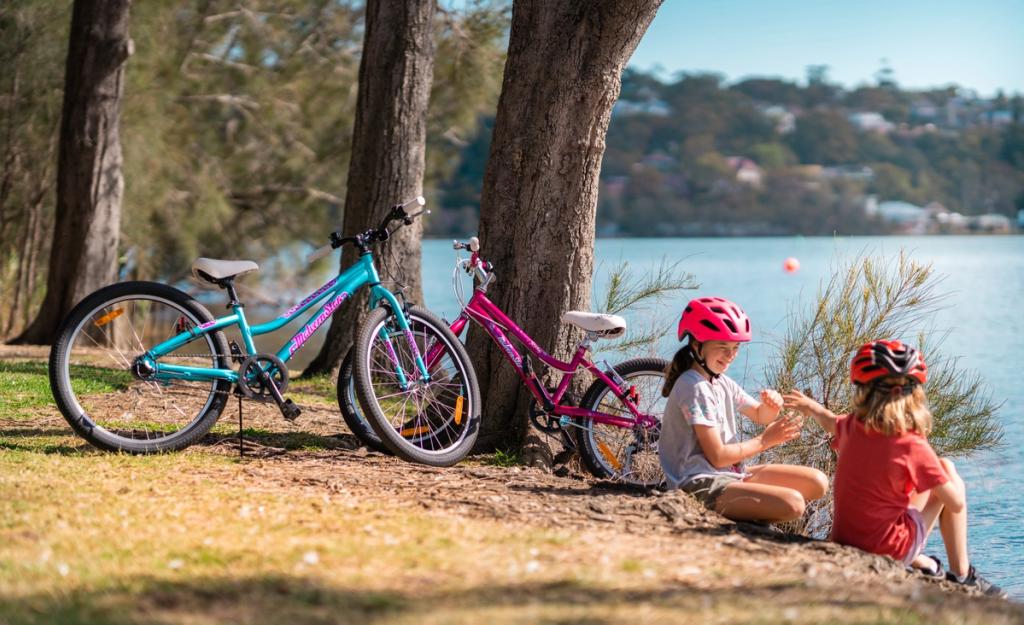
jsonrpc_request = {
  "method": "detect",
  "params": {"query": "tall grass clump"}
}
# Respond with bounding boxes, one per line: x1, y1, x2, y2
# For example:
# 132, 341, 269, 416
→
595, 258, 698, 356
753, 252, 1003, 536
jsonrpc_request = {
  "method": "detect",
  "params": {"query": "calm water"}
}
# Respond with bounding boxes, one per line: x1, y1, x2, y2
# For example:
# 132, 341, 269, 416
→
242, 235, 1023, 597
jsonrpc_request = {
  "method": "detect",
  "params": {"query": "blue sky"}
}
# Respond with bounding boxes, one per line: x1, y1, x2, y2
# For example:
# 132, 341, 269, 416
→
630, 0, 1024, 96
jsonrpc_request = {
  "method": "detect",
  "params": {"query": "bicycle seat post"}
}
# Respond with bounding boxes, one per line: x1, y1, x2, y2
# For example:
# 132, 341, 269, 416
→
218, 278, 243, 310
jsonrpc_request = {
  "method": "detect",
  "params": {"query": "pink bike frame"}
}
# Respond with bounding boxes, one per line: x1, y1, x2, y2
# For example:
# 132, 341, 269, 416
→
427, 287, 658, 430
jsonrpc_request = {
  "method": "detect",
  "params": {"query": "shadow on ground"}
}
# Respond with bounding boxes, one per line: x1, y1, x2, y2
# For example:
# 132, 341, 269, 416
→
3, 573, 1020, 625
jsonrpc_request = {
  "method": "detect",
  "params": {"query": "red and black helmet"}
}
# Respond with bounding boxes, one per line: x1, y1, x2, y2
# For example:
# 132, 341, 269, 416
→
677, 297, 752, 343
850, 340, 928, 386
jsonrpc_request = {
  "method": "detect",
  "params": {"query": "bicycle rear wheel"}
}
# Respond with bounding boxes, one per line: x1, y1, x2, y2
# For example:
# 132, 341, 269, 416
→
352, 305, 480, 467
337, 346, 391, 454
575, 357, 668, 487
49, 281, 231, 453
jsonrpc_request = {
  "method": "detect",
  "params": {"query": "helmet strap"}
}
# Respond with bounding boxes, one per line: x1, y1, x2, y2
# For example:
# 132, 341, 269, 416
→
688, 340, 721, 381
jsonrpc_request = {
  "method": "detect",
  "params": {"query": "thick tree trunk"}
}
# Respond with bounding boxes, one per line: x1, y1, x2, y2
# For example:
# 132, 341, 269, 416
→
469, 0, 662, 451
302, 0, 435, 377
12, 0, 131, 345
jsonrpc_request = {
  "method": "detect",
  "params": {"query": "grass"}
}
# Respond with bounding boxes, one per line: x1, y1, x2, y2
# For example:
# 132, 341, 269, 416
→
2, 354, 1021, 624
1, 361, 129, 415
483, 448, 521, 467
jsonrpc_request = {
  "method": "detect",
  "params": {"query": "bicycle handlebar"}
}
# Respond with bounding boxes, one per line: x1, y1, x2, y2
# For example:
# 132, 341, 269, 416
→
308, 196, 429, 263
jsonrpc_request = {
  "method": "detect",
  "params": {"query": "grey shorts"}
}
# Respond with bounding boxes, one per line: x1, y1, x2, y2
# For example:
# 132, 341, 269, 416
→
681, 473, 746, 510
902, 507, 929, 565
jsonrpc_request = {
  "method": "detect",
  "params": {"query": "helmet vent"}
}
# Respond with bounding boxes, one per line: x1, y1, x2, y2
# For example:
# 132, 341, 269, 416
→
722, 318, 737, 333
699, 319, 720, 332
709, 306, 727, 314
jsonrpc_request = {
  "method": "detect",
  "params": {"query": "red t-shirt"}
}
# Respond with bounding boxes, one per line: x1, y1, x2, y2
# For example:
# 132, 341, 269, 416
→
830, 414, 948, 560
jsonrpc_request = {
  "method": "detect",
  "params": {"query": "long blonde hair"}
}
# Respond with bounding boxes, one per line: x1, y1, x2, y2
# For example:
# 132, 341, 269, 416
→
851, 376, 932, 436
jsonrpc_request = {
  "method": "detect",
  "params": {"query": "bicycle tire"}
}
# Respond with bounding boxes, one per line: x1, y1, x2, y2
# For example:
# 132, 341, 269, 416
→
352, 305, 481, 467
337, 346, 391, 454
575, 357, 669, 487
49, 281, 232, 453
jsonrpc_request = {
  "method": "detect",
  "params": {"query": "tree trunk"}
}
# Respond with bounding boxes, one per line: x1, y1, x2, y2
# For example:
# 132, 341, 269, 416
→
468, 0, 662, 451
302, 0, 435, 377
11, 0, 132, 345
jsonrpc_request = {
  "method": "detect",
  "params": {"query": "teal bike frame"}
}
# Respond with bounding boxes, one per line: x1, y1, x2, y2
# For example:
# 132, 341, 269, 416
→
137, 253, 427, 388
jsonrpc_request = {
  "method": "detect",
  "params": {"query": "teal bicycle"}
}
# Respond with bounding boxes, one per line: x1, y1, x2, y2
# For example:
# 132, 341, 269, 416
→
48, 197, 481, 464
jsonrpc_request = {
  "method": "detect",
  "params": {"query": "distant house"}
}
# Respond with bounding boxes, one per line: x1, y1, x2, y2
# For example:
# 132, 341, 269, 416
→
759, 104, 796, 134
875, 200, 929, 234
910, 99, 939, 121
985, 110, 1014, 127
971, 213, 1011, 233
638, 151, 677, 172
822, 165, 874, 182
848, 112, 894, 133
725, 156, 763, 187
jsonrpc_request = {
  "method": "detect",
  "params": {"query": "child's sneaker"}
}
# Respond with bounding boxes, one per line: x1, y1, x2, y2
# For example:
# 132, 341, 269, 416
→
946, 565, 1007, 598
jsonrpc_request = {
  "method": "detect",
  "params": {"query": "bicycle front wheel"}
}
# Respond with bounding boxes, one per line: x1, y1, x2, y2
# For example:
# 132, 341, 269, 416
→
352, 305, 480, 467
49, 281, 232, 453
575, 357, 669, 487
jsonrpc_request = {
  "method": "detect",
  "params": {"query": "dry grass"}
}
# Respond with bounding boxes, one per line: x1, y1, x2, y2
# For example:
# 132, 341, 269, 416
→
1, 346, 1021, 624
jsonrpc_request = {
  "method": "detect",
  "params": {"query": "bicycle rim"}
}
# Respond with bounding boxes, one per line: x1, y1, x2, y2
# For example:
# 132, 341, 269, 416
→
583, 368, 667, 486
364, 314, 475, 457
57, 294, 223, 447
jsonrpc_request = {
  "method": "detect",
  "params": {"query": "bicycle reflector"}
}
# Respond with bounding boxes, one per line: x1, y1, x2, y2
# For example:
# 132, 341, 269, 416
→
454, 395, 464, 425
93, 308, 124, 328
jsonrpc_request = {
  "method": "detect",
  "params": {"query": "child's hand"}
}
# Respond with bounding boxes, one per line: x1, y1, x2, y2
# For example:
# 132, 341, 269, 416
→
760, 389, 783, 412
783, 389, 824, 416
761, 414, 802, 448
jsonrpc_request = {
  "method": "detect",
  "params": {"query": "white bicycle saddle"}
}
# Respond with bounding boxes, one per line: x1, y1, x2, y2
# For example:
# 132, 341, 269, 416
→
561, 311, 627, 338
191, 257, 259, 283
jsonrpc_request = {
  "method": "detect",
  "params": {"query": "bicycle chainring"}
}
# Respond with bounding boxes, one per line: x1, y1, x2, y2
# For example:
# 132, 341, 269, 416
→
237, 354, 289, 401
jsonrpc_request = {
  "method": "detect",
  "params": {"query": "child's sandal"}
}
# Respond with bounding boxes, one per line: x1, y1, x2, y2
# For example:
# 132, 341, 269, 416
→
910, 554, 944, 579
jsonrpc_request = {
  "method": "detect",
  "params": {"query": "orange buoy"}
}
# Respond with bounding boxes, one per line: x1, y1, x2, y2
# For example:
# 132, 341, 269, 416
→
783, 257, 800, 273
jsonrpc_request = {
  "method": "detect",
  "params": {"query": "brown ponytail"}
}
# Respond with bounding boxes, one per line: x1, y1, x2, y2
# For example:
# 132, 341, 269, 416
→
662, 341, 698, 397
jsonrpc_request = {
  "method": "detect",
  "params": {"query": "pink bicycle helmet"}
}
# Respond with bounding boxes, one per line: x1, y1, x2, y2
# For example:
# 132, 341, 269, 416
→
677, 297, 752, 343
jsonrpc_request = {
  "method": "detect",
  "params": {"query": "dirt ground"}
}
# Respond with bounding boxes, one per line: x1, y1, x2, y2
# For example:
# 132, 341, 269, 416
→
3, 345, 1022, 623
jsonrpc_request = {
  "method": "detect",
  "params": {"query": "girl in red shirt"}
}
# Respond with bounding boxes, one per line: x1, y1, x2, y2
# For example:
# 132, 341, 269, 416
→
784, 340, 1004, 598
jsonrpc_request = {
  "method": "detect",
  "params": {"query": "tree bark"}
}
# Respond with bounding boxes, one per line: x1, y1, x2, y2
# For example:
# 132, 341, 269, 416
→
302, 0, 435, 377
468, 0, 662, 451
12, 0, 132, 345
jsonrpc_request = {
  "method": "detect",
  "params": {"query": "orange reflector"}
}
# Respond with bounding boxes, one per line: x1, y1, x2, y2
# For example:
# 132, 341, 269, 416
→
400, 424, 431, 437
597, 441, 622, 471
93, 308, 125, 328
454, 395, 464, 425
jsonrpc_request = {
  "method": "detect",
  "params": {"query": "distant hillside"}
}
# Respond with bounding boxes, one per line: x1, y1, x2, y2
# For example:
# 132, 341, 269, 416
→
430, 71, 1024, 236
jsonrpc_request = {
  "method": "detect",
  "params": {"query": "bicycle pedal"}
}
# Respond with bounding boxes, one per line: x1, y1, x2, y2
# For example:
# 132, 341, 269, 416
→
280, 399, 301, 421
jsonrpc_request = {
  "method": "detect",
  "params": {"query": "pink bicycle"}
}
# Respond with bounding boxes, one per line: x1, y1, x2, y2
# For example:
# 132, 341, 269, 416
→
342, 238, 668, 486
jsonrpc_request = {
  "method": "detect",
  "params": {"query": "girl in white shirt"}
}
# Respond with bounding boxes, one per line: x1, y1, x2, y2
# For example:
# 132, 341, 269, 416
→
659, 297, 828, 522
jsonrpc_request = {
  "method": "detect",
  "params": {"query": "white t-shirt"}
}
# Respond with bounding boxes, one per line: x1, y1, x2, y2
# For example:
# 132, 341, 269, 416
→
659, 369, 757, 489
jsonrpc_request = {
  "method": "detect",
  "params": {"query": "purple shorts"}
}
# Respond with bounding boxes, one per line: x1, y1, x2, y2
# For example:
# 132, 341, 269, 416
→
901, 507, 929, 565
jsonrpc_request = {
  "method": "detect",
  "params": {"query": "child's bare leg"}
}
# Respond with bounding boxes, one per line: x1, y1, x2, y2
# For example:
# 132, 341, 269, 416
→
937, 458, 969, 578
745, 464, 829, 502
911, 458, 969, 577
714, 482, 806, 522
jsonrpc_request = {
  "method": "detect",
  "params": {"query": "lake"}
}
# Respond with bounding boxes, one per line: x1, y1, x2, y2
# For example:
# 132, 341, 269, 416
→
239, 234, 1023, 598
